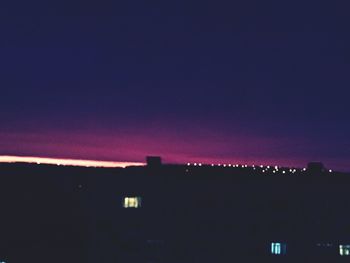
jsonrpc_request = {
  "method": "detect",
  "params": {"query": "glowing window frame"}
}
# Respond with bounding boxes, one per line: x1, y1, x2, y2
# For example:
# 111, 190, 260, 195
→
123, 197, 142, 208
271, 242, 286, 255
339, 245, 350, 256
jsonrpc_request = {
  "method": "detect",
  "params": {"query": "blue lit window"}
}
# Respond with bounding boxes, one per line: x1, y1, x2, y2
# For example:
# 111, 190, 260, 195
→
339, 245, 350, 256
271, 242, 286, 255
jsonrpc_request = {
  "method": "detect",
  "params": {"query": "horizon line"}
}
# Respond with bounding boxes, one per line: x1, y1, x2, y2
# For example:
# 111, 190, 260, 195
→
0, 155, 145, 168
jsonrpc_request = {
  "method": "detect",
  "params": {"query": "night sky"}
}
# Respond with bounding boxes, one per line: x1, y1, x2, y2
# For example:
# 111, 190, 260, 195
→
1, 1, 350, 170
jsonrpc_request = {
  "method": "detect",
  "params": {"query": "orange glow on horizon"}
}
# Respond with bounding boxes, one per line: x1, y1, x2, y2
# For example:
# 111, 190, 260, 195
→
0, 155, 145, 168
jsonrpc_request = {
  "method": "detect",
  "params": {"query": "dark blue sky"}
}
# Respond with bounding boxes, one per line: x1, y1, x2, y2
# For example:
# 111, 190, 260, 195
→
1, 1, 350, 170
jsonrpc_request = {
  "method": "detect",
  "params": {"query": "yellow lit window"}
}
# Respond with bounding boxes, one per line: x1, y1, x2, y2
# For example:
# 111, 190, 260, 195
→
123, 197, 142, 208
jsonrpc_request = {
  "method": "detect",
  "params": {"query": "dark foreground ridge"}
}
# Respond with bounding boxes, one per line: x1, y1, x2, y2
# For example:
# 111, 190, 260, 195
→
0, 157, 349, 263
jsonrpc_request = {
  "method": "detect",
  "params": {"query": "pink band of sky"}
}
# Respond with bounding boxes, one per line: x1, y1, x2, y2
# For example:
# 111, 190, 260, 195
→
0, 127, 348, 171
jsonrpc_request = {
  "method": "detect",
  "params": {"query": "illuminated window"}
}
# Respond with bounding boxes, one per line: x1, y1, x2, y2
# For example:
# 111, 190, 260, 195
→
271, 242, 286, 255
123, 197, 142, 208
339, 245, 350, 256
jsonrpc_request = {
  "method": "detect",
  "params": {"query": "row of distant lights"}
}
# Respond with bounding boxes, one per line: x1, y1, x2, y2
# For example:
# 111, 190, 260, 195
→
187, 163, 333, 174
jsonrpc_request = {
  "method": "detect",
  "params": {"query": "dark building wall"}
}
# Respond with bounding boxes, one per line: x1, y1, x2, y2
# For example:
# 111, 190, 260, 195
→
0, 164, 350, 262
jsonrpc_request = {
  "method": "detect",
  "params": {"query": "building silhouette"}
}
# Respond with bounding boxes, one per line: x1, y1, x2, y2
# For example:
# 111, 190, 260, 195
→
0, 157, 349, 262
